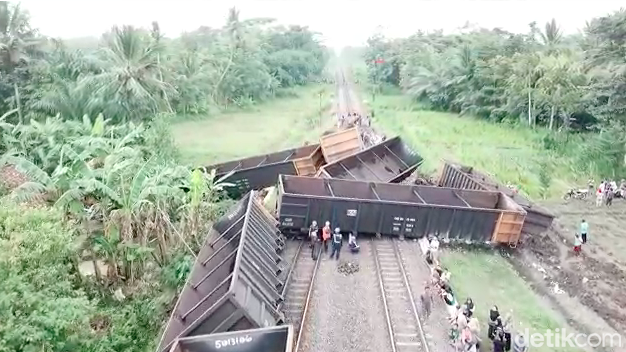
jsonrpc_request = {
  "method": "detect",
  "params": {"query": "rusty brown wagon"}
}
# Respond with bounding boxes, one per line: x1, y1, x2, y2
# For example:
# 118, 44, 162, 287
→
318, 127, 363, 163
437, 161, 555, 236
276, 175, 526, 244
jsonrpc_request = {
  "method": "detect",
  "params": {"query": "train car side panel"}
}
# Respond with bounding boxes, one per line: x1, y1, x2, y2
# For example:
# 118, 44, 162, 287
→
221, 163, 299, 199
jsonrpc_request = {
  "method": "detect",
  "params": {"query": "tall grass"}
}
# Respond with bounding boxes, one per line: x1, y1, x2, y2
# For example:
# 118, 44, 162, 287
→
370, 93, 591, 200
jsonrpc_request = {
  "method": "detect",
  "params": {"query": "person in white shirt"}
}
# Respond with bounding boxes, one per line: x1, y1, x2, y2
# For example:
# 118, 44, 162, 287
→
429, 236, 440, 265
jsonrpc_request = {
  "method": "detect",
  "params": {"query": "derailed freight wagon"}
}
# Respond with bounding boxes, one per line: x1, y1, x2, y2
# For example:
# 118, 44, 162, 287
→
203, 145, 325, 199
157, 192, 288, 352
319, 127, 363, 163
438, 161, 555, 236
317, 136, 423, 183
277, 175, 526, 244
168, 325, 294, 352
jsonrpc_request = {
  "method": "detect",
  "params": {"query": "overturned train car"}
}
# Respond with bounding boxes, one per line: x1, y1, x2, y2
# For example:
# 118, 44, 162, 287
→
317, 136, 423, 183
204, 145, 325, 199
438, 161, 555, 236
276, 175, 526, 244
157, 192, 288, 352
168, 325, 294, 352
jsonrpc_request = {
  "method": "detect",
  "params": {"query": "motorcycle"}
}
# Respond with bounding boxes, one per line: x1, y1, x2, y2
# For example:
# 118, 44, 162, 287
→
563, 188, 588, 200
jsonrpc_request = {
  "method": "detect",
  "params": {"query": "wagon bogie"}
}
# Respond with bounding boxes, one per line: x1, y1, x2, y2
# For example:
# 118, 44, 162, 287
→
277, 175, 526, 244
319, 136, 423, 183
157, 192, 288, 352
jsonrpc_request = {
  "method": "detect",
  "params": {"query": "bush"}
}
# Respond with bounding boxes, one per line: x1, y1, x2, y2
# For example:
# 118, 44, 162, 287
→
0, 201, 97, 352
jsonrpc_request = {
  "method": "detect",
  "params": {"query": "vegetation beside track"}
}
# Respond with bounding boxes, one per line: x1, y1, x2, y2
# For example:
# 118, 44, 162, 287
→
173, 83, 335, 165
0, 3, 327, 351
371, 92, 577, 200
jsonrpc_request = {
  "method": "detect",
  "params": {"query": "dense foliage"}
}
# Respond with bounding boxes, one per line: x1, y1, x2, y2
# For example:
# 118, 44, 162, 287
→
363, 10, 626, 177
0, 2, 325, 351
1, 5, 327, 123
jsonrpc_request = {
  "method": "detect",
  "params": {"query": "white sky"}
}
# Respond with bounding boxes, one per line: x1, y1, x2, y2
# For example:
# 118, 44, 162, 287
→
20, 0, 625, 49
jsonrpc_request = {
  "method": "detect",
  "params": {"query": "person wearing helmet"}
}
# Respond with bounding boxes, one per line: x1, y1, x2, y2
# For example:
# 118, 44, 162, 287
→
330, 227, 343, 260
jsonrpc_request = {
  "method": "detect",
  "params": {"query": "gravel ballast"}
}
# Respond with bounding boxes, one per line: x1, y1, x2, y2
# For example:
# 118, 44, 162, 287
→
298, 241, 390, 352
396, 239, 452, 352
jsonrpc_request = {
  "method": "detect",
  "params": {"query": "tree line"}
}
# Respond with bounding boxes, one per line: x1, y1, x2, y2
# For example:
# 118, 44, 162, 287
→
363, 9, 626, 177
364, 11, 626, 132
0, 3, 327, 124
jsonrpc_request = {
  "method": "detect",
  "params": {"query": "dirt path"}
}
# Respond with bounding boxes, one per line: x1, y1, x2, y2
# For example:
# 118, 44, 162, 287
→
518, 199, 626, 344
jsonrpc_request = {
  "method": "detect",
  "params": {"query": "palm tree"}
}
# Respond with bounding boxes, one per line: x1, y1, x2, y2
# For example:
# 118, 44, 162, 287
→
81, 26, 174, 122
0, 2, 42, 123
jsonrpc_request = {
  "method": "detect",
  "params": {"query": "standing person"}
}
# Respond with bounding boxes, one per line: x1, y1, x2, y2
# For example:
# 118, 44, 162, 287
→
442, 289, 458, 320
580, 219, 588, 244
309, 221, 318, 247
596, 184, 604, 207
493, 330, 506, 352
429, 236, 440, 265
464, 298, 475, 318
420, 281, 433, 319
488, 306, 500, 340
606, 188, 615, 206
502, 313, 513, 352
330, 227, 343, 260
322, 221, 331, 253
573, 233, 582, 256
309, 221, 319, 260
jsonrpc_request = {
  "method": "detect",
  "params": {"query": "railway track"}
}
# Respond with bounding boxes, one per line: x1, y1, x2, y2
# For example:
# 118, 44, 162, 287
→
372, 238, 430, 352
280, 239, 320, 352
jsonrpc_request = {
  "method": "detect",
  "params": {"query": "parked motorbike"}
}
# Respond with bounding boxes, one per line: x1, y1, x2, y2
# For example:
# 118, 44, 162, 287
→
563, 188, 588, 200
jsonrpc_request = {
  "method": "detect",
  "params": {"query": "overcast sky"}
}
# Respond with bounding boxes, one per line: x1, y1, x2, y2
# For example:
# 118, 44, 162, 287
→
20, 0, 625, 48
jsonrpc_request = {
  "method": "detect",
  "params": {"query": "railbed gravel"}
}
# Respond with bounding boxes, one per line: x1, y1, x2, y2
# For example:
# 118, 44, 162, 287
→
298, 241, 390, 352
396, 239, 452, 352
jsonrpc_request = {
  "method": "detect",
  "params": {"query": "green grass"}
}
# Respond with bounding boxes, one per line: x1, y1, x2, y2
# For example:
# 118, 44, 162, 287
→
172, 84, 335, 166
441, 251, 583, 352
370, 93, 582, 199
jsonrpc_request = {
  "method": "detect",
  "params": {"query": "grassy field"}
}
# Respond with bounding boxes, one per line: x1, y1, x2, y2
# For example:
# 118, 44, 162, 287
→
440, 251, 582, 352
368, 93, 582, 200
172, 84, 335, 166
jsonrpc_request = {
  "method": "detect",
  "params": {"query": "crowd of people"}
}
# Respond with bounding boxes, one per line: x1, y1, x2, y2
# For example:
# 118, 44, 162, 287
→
422, 236, 529, 352
593, 178, 625, 207
307, 220, 360, 260
338, 112, 371, 129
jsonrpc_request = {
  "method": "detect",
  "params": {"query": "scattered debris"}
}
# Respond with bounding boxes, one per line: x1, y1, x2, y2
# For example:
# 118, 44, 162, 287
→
337, 260, 360, 275
551, 282, 565, 294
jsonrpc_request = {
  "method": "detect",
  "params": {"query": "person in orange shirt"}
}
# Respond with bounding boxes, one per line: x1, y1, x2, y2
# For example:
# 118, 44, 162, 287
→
322, 221, 331, 253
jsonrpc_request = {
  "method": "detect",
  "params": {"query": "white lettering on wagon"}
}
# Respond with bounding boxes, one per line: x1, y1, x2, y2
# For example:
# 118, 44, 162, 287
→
214, 335, 253, 349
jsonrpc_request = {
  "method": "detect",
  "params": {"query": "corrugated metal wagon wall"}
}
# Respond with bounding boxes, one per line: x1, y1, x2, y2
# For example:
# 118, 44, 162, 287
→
277, 176, 526, 244
318, 136, 423, 183
203, 144, 325, 199
157, 191, 287, 352
438, 161, 554, 236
